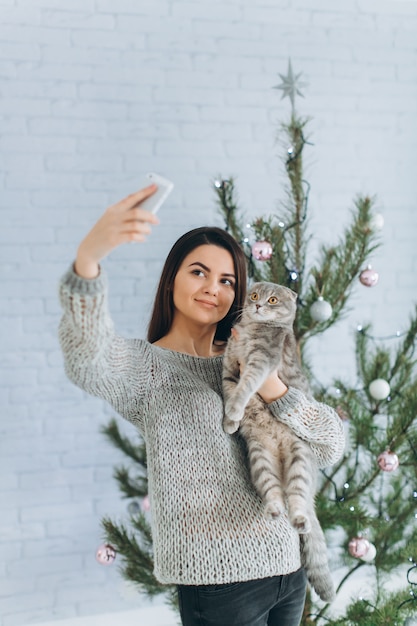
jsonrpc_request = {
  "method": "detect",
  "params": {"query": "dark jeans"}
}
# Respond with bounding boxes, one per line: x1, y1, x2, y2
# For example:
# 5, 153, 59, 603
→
177, 568, 307, 626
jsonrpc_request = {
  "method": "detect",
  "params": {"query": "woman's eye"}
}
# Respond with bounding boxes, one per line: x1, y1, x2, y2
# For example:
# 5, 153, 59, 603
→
222, 278, 235, 287
250, 293, 259, 301
268, 297, 278, 305
192, 269, 205, 277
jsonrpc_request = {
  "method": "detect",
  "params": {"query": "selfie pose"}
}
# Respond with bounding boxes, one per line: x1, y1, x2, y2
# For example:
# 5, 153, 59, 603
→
58, 184, 345, 626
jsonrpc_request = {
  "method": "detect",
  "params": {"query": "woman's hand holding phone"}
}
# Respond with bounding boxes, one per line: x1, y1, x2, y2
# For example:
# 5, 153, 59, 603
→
74, 185, 161, 280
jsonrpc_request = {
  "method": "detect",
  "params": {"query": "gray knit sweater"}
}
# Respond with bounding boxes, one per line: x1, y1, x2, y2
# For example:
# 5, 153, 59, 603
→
58, 265, 345, 586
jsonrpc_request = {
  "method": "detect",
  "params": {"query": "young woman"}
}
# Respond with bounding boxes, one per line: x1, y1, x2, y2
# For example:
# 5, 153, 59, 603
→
58, 185, 345, 626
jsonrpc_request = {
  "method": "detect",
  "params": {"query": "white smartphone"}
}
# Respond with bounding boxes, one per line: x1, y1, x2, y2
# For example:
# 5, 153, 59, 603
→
139, 172, 174, 214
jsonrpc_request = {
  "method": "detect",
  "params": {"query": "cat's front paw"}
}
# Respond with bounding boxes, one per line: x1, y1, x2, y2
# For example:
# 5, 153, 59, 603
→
223, 418, 240, 435
290, 512, 311, 534
224, 399, 244, 425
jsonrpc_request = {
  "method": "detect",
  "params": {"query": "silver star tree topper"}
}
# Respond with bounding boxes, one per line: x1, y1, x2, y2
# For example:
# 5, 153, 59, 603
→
273, 59, 308, 112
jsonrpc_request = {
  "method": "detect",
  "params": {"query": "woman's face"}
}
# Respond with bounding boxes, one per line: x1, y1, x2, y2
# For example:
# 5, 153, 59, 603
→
172, 244, 236, 330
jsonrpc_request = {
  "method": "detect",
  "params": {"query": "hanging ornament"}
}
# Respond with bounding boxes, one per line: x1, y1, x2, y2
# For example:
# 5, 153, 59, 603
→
359, 265, 379, 287
127, 500, 141, 515
251, 240, 273, 261
370, 213, 384, 231
141, 494, 151, 512
95, 543, 116, 566
377, 449, 399, 472
309, 297, 333, 322
360, 542, 377, 562
348, 536, 370, 559
369, 378, 390, 400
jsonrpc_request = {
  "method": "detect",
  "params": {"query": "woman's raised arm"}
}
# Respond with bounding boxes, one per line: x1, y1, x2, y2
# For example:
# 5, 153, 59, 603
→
75, 185, 160, 279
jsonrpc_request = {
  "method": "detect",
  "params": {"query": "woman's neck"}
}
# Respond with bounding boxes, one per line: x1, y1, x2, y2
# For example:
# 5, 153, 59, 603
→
153, 324, 224, 357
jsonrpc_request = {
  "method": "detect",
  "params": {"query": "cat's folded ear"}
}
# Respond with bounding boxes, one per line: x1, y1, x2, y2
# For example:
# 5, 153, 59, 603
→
288, 288, 298, 301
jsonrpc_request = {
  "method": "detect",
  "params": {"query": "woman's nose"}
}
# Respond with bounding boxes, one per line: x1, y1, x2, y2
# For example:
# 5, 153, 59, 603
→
204, 279, 219, 295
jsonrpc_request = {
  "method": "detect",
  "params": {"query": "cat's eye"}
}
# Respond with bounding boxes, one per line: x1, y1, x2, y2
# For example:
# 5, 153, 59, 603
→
250, 292, 259, 301
268, 297, 278, 305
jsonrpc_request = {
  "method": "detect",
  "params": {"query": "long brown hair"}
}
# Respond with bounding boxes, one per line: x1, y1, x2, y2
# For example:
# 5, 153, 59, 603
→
147, 227, 247, 343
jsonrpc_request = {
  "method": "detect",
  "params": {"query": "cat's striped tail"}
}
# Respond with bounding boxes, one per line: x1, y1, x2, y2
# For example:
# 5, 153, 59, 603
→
299, 514, 335, 603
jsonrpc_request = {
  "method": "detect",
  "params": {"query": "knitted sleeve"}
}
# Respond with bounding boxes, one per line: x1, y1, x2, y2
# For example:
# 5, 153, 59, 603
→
58, 264, 151, 423
267, 387, 345, 469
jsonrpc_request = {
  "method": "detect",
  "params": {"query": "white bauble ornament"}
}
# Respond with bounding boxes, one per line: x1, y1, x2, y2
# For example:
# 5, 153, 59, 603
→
309, 297, 333, 322
370, 213, 384, 231
360, 542, 376, 562
404, 618, 417, 626
369, 378, 390, 400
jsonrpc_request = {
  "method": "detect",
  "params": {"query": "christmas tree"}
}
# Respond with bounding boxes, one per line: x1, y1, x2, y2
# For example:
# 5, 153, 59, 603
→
100, 62, 417, 625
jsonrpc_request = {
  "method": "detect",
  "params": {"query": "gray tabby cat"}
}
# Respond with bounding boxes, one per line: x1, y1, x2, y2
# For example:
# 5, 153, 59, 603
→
222, 281, 335, 603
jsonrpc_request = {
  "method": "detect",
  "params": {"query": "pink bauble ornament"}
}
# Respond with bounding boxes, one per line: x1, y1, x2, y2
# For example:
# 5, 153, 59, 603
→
377, 449, 399, 472
359, 266, 379, 287
251, 240, 273, 261
95, 543, 116, 565
348, 536, 370, 559
141, 494, 151, 512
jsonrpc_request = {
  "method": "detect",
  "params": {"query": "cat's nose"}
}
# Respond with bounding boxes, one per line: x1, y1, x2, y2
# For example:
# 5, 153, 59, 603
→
256, 304, 261, 310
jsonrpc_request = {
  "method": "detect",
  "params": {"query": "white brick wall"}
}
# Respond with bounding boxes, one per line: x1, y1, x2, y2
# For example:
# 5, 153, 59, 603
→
1, 0, 416, 624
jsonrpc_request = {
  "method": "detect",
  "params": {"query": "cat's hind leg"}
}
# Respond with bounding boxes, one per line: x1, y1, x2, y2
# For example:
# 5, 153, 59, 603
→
284, 440, 315, 534
245, 438, 286, 519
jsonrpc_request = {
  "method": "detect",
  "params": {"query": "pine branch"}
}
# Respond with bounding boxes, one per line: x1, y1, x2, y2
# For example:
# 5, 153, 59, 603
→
250, 218, 289, 284
280, 114, 311, 295
101, 418, 147, 467
113, 465, 148, 499
390, 303, 417, 381
297, 195, 380, 342
213, 177, 246, 245
102, 516, 174, 598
